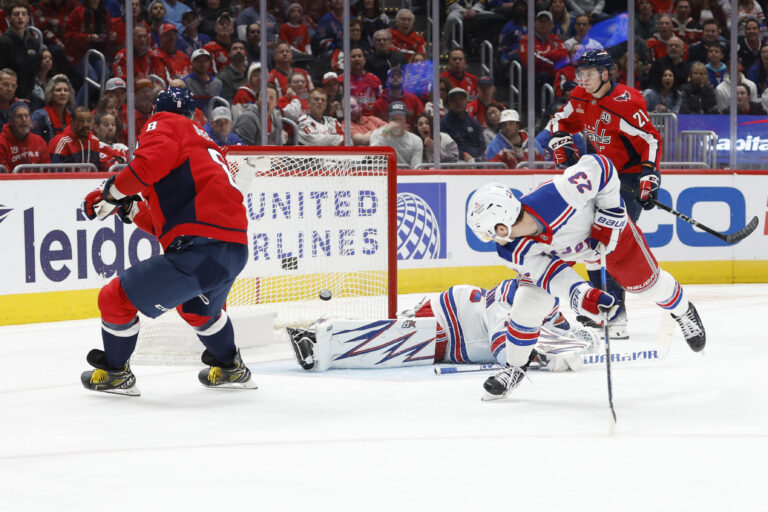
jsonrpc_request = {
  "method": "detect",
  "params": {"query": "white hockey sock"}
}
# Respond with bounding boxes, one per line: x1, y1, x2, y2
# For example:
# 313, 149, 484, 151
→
632, 270, 689, 317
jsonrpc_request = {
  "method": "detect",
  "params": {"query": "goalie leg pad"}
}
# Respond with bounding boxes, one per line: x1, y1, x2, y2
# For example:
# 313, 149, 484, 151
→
311, 318, 438, 371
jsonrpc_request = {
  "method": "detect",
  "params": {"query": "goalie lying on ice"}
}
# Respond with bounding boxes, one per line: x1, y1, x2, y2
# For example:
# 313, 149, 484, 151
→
287, 279, 599, 373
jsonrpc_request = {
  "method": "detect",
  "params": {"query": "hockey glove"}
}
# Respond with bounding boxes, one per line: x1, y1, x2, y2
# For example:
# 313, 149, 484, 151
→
548, 131, 580, 169
570, 282, 618, 324
588, 206, 627, 256
116, 198, 142, 224
83, 176, 132, 221
638, 161, 660, 210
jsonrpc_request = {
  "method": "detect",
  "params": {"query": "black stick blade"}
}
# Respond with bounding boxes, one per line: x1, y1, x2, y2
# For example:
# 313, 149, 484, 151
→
725, 216, 759, 244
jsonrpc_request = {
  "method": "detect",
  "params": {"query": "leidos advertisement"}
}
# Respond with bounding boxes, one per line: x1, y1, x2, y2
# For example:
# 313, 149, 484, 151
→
1, 172, 766, 299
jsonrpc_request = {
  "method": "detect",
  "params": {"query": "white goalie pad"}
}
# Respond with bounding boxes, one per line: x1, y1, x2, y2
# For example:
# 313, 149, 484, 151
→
313, 318, 438, 371
533, 326, 601, 372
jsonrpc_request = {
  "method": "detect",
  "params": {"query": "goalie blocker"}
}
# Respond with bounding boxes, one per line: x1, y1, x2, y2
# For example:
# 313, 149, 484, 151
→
287, 281, 600, 373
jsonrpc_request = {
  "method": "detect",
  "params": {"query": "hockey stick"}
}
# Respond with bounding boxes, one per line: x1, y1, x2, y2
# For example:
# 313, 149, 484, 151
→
621, 184, 759, 244
601, 251, 618, 431
434, 364, 501, 375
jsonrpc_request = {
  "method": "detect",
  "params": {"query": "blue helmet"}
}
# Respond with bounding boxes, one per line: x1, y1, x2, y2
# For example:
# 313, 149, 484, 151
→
576, 49, 613, 72
152, 86, 196, 118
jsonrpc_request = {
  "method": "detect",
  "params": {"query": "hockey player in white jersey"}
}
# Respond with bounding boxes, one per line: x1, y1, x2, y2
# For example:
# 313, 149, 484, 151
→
466, 153, 706, 400
287, 278, 598, 373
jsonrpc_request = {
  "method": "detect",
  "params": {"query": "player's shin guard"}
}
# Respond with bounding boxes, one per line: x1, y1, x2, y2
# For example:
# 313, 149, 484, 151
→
194, 311, 237, 366
101, 317, 140, 368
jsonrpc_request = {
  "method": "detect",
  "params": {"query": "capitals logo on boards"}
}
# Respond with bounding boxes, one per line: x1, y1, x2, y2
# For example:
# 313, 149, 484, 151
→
396, 183, 447, 260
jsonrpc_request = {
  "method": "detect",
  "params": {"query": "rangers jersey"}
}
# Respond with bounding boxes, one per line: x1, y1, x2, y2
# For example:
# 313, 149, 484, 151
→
429, 280, 561, 365
546, 83, 662, 173
493, 154, 622, 300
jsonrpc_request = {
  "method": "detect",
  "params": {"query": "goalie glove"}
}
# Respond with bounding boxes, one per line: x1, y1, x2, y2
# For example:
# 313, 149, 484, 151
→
548, 130, 580, 169
83, 176, 134, 221
570, 282, 618, 324
588, 206, 627, 256
638, 161, 660, 210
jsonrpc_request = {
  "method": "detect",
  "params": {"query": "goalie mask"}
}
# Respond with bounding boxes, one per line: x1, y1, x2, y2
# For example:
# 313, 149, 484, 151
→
466, 183, 521, 242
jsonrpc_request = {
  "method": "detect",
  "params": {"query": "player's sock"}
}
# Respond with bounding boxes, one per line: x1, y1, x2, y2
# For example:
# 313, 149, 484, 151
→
198, 349, 257, 389
81, 349, 140, 396
195, 311, 237, 367
101, 316, 140, 368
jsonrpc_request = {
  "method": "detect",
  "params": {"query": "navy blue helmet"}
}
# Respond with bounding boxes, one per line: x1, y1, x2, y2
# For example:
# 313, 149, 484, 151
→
152, 86, 196, 118
576, 49, 613, 73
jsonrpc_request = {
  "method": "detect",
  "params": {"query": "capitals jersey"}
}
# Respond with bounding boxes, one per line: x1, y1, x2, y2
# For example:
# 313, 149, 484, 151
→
429, 280, 561, 365
546, 83, 662, 173
114, 112, 248, 249
493, 154, 622, 300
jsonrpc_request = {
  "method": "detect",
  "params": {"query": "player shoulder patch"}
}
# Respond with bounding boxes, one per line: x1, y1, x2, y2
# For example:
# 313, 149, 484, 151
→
613, 90, 631, 102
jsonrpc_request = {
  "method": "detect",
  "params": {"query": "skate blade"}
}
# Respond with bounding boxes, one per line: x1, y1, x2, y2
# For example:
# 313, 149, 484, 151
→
88, 386, 141, 397
202, 380, 259, 390
481, 391, 510, 402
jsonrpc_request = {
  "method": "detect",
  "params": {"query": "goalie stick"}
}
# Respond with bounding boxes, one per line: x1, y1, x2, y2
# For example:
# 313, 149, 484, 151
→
621, 184, 759, 244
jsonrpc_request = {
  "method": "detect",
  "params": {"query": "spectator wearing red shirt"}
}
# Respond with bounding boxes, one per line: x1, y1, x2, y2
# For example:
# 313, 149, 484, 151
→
518, 11, 568, 83
112, 0, 151, 50
340, 46, 383, 116
647, 14, 676, 62
30, 73, 73, 142
113, 25, 161, 81
671, 0, 702, 45
466, 76, 504, 128
49, 106, 106, 170
390, 9, 426, 60
268, 41, 314, 97
203, 12, 235, 74
0, 102, 50, 172
370, 66, 423, 131
64, 0, 117, 67
440, 48, 479, 100
153, 23, 191, 83
232, 62, 261, 108
280, 3, 312, 55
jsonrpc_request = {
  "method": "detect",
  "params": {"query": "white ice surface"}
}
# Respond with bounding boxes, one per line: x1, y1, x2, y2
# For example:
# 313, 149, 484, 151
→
1, 284, 767, 511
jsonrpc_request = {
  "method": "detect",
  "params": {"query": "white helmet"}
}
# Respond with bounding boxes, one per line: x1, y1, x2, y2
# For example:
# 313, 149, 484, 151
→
466, 183, 521, 242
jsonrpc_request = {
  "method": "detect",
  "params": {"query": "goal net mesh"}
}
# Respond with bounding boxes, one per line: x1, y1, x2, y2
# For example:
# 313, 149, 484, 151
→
133, 147, 396, 364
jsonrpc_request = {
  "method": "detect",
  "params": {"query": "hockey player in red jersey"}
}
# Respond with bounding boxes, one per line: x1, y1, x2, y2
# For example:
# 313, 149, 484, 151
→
81, 87, 254, 396
545, 49, 663, 338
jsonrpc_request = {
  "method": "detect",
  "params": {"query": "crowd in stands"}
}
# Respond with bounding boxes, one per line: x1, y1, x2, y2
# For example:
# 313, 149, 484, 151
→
1, 0, 767, 172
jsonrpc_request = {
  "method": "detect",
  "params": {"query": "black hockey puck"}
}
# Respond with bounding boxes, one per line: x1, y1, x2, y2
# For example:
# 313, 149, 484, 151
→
318, 289, 332, 301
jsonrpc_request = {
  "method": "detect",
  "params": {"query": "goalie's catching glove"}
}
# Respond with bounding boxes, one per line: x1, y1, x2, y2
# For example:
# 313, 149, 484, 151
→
637, 161, 660, 210
83, 175, 139, 221
588, 206, 627, 256
570, 282, 618, 324
548, 131, 580, 169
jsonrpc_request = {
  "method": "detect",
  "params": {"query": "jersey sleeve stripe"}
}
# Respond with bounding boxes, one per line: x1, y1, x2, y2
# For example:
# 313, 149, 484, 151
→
549, 205, 575, 233
537, 259, 570, 293
126, 163, 151, 187
491, 332, 506, 357
511, 238, 535, 265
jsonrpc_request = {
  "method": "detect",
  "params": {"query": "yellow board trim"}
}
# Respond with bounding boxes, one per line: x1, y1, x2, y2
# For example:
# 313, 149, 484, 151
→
1, 261, 767, 325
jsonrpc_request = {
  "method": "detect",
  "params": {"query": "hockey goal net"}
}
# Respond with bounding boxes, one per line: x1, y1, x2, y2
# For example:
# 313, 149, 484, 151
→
133, 146, 397, 364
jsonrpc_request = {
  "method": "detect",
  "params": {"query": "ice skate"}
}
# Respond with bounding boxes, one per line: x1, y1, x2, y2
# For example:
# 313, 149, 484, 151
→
287, 327, 316, 370
482, 364, 527, 401
81, 349, 140, 396
198, 349, 257, 389
672, 303, 706, 352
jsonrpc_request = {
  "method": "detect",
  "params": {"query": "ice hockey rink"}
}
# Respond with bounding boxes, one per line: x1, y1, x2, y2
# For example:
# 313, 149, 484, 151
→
1, 284, 766, 512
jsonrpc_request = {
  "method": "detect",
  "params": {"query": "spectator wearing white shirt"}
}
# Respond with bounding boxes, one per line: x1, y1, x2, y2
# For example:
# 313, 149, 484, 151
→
297, 88, 344, 146
370, 101, 423, 168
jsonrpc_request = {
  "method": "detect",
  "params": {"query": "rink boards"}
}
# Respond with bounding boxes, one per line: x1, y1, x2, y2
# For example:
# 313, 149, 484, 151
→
0, 169, 766, 324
